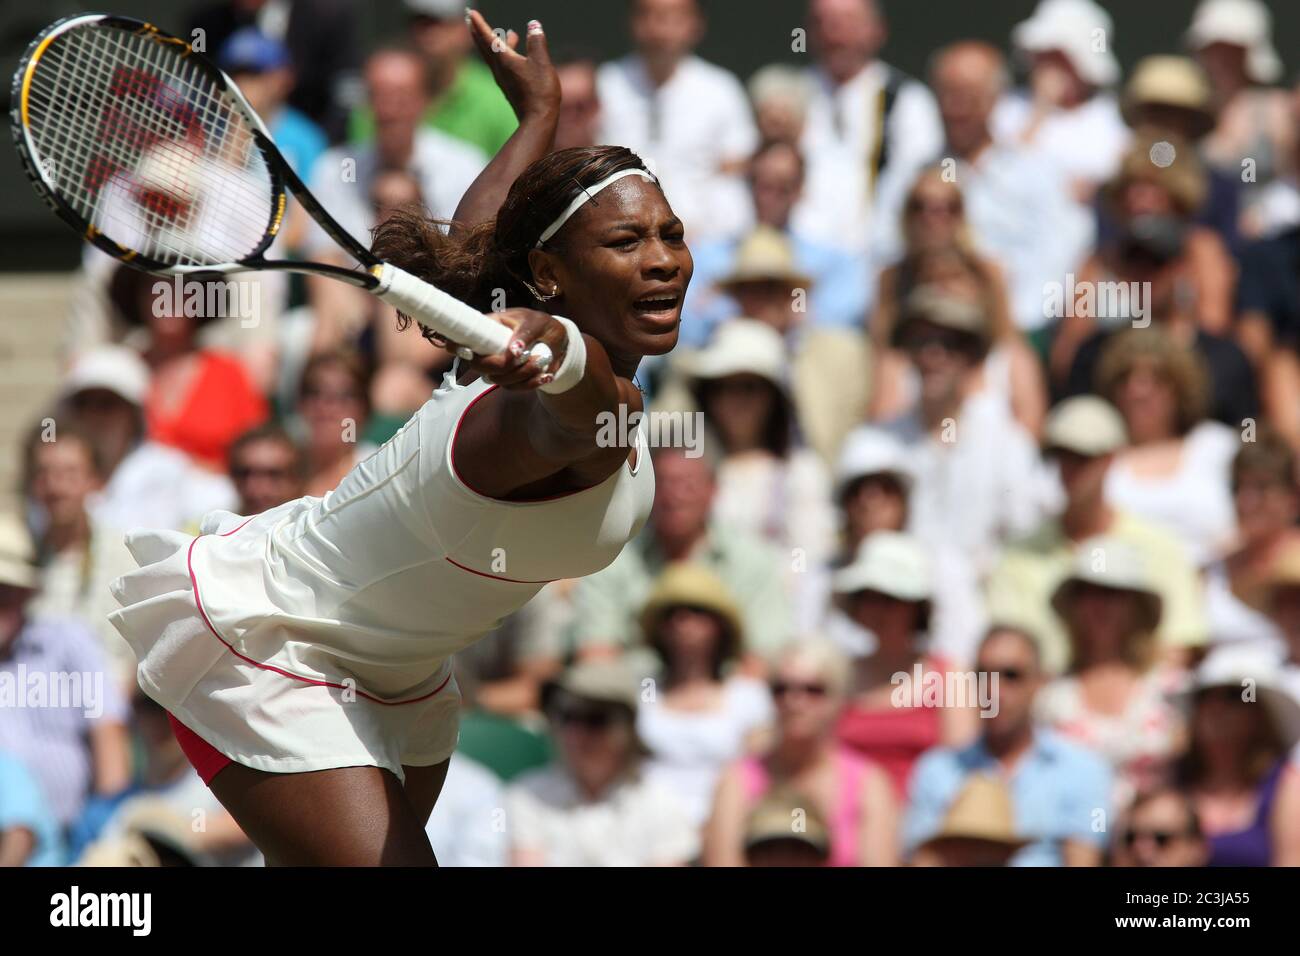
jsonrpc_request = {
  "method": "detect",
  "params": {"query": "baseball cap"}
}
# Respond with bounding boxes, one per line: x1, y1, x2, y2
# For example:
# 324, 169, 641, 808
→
1043, 396, 1128, 458
218, 28, 291, 75
405, 0, 466, 20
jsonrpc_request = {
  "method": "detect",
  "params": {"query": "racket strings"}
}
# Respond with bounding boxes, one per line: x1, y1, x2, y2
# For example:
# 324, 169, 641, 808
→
24, 24, 274, 266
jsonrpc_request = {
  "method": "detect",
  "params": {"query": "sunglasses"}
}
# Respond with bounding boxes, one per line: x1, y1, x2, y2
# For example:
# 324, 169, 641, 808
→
990, 667, 1028, 683
557, 708, 619, 731
906, 197, 962, 216
1122, 828, 1191, 849
899, 328, 975, 355
771, 680, 828, 699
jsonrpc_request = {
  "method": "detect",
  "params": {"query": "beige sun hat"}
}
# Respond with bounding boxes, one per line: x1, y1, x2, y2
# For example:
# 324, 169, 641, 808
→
834, 426, 914, 499
1185, 0, 1283, 84
639, 562, 746, 661
1012, 0, 1121, 88
1043, 396, 1128, 458
893, 285, 992, 346
1182, 644, 1300, 749
916, 774, 1032, 853
717, 226, 813, 291
1122, 56, 1216, 139
832, 531, 932, 603
744, 788, 831, 860
0, 512, 38, 591
679, 318, 789, 388
1051, 535, 1163, 633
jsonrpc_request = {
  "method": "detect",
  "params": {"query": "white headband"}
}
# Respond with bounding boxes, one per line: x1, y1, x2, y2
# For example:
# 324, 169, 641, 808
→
534, 169, 658, 248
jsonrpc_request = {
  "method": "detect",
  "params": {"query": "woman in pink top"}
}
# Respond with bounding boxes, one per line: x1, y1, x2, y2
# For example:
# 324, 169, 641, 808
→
702, 640, 897, 867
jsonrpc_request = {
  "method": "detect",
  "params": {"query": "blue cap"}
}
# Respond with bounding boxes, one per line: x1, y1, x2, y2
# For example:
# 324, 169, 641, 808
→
217, 28, 291, 74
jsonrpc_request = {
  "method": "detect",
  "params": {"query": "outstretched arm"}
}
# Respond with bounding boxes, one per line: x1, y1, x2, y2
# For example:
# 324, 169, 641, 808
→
452, 12, 560, 232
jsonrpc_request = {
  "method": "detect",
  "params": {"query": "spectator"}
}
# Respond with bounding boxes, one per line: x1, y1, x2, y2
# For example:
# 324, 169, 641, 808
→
306, 46, 486, 343
681, 320, 836, 569
568, 446, 794, 664
1244, 77, 1300, 240
186, 0, 361, 142
1236, 223, 1300, 451
597, 0, 757, 241
988, 396, 1208, 675
1093, 328, 1240, 566
505, 660, 697, 866
1110, 787, 1210, 867
1118, 56, 1241, 253
1203, 430, 1300, 652
423, 753, 509, 867
704, 640, 898, 866
908, 775, 1030, 867
105, 267, 269, 473
824, 428, 986, 667
1175, 645, 1300, 866
868, 175, 1047, 437
0, 513, 131, 829
994, 0, 1128, 203
58, 347, 236, 532
552, 49, 602, 151
795, 0, 943, 251
349, 0, 518, 156
0, 751, 63, 866
748, 65, 815, 148
1186, 0, 1292, 205
227, 424, 308, 516
1036, 536, 1185, 805
872, 284, 1048, 574
634, 563, 774, 827
832, 532, 977, 793
1260, 540, 1300, 703
1274, 745, 1300, 865
1052, 135, 1244, 400
875, 42, 1092, 345
682, 141, 872, 347
743, 788, 832, 867
22, 422, 139, 690
905, 626, 1113, 866
295, 351, 376, 498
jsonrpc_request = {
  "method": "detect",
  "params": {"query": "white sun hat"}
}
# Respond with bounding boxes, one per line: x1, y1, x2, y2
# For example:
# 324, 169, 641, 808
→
0, 511, 38, 591
834, 426, 914, 499
831, 531, 932, 603
1185, 0, 1283, 84
1012, 0, 1121, 88
679, 318, 789, 389
1183, 644, 1300, 748
60, 345, 150, 407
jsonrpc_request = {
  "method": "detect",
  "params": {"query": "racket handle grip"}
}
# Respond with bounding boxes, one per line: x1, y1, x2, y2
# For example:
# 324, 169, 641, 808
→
371, 263, 514, 356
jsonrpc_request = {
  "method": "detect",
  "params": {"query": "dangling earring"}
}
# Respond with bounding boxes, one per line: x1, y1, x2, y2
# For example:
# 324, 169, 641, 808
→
524, 280, 560, 302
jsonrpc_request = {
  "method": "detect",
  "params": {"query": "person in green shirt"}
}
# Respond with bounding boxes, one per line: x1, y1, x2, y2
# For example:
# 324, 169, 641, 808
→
349, 0, 518, 156
987, 396, 1208, 674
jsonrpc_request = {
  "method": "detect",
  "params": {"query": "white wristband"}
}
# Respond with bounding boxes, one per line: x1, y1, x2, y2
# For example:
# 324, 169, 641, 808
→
539, 316, 586, 394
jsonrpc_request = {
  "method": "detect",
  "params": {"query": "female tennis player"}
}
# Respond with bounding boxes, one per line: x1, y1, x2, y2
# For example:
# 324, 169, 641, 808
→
108, 11, 692, 865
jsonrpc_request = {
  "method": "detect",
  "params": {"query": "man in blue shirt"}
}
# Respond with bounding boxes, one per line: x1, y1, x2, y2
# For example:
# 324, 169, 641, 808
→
904, 625, 1113, 866
0, 751, 63, 866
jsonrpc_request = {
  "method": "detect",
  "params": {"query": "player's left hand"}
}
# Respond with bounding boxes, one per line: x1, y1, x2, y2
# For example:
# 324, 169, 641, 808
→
467, 10, 560, 123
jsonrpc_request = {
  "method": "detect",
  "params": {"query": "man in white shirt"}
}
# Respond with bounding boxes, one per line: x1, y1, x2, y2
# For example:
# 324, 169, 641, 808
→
874, 42, 1092, 334
597, 0, 757, 242
794, 0, 943, 252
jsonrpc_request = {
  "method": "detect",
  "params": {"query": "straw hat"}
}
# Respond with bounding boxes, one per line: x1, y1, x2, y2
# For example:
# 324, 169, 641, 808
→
1105, 133, 1208, 216
717, 227, 813, 291
832, 531, 932, 604
0, 512, 38, 591
1122, 56, 1216, 140
1012, 0, 1121, 88
1043, 396, 1128, 458
915, 775, 1031, 854
639, 562, 746, 662
1051, 535, 1164, 634
892, 285, 992, 347
744, 788, 831, 861
1185, 0, 1282, 84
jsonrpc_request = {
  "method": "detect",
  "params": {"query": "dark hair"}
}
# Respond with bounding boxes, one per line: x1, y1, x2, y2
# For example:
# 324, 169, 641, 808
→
227, 422, 306, 480
297, 350, 372, 413
22, 418, 106, 493
748, 139, 806, 183
370, 145, 656, 325
1232, 424, 1299, 491
1176, 687, 1286, 790
692, 376, 793, 458
1125, 786, 1203, 839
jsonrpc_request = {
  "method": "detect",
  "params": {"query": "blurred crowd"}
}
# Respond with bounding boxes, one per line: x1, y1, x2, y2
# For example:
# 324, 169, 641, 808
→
4, 0, 1300, 867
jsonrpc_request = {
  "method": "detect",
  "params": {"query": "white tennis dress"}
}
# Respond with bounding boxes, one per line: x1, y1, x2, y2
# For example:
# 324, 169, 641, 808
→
108, 373, 655, 779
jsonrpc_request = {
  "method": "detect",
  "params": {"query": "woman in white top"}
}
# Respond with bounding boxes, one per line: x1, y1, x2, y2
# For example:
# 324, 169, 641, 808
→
1098, 327, 1238, 567
1203, 428, 1300, 652
108, 13, 691, 866
634, 563, 773, 826
685, 319, 836, 567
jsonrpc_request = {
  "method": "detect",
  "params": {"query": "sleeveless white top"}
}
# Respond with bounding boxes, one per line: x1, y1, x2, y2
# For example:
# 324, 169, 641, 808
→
109, 373, 655, 778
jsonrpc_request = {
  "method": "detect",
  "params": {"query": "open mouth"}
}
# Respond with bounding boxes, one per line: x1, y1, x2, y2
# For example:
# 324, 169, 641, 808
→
632, 293, 681, 314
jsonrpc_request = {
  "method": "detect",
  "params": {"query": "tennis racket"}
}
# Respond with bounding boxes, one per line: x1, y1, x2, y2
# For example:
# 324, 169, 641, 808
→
10, 13, 522, 360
